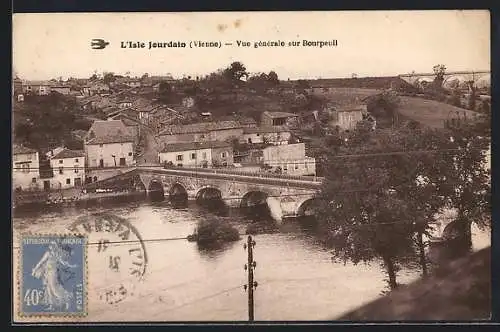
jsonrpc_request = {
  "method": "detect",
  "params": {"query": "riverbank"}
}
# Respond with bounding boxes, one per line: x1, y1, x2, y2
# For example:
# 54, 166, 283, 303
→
13, 189, 146, 211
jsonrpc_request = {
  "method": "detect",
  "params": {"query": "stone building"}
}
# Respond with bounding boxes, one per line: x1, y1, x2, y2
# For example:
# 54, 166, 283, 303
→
13, 145, 40, 191
158, 141, 233, 168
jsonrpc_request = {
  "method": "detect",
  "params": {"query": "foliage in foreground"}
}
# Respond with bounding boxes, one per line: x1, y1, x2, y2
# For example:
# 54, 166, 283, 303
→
315, 117, 490, 290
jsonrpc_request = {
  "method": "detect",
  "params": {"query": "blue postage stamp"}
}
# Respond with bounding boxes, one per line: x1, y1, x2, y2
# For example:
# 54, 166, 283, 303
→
19, 234, 87, 316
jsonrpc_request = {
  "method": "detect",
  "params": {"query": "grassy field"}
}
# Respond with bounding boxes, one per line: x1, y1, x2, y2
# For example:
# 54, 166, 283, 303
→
309, 87, 380, 106
397, 96, 480, 129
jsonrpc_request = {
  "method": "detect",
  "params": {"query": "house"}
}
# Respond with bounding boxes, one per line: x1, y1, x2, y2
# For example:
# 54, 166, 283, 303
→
158, 121, 244, 145
13, 145, 40, 191
329, 105, 367, 130
262, 143, 316, 176
158, 141, 233, 168
240, 126, 292, 145
13, 76, 23, 96
81, 86, 91, 96
78, 95, 103, 112
261, 111, 299, 127
22, 81, 51, 95
125, 79, 142, 88
106, 114, 141, 144
84, 120, 136, 169
48, 148, 85, 189
89, 82, 110, 95
117, 98, 133, 109
50, 85, 71, 95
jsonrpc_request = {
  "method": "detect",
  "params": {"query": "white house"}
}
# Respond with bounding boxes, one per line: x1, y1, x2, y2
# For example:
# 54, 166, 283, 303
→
49, 149, 85, 189
84, 120, 135, 169
262, 143, 316, 176
13, 145, 40, 191
158, 141, 233, 168
240, 126, 292, 145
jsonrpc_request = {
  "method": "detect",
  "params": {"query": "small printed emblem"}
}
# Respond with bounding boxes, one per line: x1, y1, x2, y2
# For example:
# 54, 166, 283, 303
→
20, 235, 87, 316
91, 39, 109, 49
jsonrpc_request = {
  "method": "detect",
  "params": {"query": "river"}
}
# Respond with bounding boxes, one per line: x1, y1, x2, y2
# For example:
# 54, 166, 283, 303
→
12, 198, 490, 322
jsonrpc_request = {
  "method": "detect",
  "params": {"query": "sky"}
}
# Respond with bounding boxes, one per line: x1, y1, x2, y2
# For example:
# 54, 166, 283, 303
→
12, 10, 490, 81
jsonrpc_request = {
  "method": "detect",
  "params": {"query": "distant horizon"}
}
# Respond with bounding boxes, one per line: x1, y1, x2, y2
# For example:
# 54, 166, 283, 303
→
13, 11, 490, 81
14, 67, 491, 82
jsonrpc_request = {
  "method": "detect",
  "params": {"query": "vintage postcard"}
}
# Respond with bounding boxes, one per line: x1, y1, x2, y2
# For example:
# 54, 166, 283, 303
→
12, 11, 491, 323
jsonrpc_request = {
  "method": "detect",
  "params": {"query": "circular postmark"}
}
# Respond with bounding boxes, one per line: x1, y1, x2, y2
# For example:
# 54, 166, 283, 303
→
68, 213, 148, 305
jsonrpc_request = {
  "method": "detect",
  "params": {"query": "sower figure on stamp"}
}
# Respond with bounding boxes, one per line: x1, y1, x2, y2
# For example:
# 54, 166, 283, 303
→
31, 241, 78, 311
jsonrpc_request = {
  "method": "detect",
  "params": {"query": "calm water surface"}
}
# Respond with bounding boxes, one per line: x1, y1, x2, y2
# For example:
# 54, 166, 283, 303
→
12, 199, 490, 321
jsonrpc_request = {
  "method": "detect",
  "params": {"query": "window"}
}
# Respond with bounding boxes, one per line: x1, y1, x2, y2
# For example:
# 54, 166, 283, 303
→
221, 152, 227, 158
191, 153, 196, 160
176, 155, 183, 161
75, 158, 79, 163
177, 163, 183, 167
99, 144, 103, 148
295, 164, 299, 170
66, 178, 71, 184
256, 134, 260, 137
21, 163, 30, 173
74, 165, 79, 173
59, 160, 63, 164
59, 168, 64, 175
119, 158, 126, 166
200, 134, 205, 139
202, 152, 207, 159
128, 152, 133, 156
31, 177, 37, 183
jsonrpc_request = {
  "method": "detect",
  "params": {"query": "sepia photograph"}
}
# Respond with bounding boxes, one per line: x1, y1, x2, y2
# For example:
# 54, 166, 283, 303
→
12, 10, 491, 323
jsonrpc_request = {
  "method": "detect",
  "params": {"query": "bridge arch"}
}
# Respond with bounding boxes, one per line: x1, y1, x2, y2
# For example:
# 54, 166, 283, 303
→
240, 191, 269, 208
168, 182, 188, 201
195, 186, 223, 200
148, 179, 165, 202
296, 197, 320, 216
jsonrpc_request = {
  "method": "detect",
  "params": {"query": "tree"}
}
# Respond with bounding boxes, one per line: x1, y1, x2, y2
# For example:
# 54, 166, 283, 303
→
366, 91, 401, 128
224, 61, 248, 81
158, 81, 173, 103
434, 119, 490, 247
103, 72, 116, 85
268, 71, 279, 85
432, 64, 447, 88
315, 122, 460, 289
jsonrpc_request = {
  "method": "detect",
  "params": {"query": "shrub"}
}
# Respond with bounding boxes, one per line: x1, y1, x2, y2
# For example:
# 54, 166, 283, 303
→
189, 219, 240, 245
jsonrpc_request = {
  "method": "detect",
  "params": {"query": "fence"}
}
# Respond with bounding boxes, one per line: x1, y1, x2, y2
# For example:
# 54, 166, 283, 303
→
160, 165, 323, 183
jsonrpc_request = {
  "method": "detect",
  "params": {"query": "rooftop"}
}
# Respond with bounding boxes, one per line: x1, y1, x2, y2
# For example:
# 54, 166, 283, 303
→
85, 120, 135, 145
13, 145, 37, 155
51, 148, 85, 159
243, 126, 290, 134
159, 120, 243, 136
160, 141, 231, 153
262, 111, 299, 119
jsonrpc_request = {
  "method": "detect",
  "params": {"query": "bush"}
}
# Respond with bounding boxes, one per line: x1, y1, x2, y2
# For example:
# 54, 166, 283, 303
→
189, 219, 240, 245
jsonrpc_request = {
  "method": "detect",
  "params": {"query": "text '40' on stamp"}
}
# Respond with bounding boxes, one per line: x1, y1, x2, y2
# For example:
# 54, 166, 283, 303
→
19, 234, 87, 317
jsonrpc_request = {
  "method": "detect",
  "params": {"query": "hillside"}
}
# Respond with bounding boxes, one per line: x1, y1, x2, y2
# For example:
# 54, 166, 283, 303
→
397, 96, 480, 129
336, 247, 491, 321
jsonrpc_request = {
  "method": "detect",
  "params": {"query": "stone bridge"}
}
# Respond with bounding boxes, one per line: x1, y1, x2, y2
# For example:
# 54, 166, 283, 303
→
399, 70, 490, 90
85, 166, 321, 223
